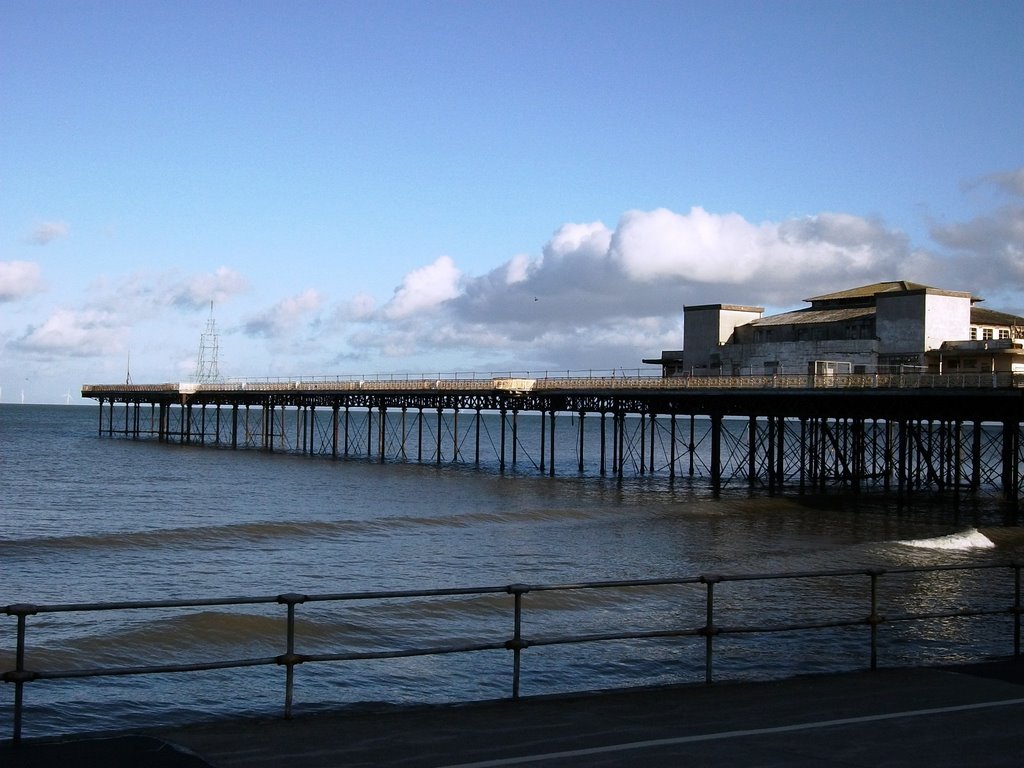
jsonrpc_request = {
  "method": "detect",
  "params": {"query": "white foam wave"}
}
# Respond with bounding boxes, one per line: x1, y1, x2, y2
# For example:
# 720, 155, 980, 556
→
898, 528, 996, 551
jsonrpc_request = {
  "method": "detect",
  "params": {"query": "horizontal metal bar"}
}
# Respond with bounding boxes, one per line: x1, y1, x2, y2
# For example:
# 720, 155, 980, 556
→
6, 563, 1019, 618
304, 641, 509, 664
33, 656, 280, 681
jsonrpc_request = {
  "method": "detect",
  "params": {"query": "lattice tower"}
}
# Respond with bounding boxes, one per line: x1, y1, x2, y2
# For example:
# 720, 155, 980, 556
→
193, 303, 222, 383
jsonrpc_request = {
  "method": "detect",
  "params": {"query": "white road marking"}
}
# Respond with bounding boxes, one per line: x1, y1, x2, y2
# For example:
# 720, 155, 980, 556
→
436, 696, 1024, 768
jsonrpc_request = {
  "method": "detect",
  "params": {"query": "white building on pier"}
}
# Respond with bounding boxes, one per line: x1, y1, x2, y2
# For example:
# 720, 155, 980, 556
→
645, 281, 1024, 377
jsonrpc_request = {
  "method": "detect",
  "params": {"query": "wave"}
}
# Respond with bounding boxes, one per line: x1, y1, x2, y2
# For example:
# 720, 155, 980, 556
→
0, 506, 597, 556
897, 528, 996, 551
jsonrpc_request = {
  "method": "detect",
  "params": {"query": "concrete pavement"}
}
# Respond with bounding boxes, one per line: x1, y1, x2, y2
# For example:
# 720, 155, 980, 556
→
5, 659, 1024, 767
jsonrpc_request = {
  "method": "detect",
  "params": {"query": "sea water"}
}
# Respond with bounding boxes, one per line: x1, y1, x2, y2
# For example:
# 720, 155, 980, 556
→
1, 404, 1021, 737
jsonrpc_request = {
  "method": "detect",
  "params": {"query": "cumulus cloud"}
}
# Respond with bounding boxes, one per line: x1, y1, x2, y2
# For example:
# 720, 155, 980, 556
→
0, 261, 44, 301
930, 205, 1024, 288
989, 168, 1024, 197
168, 266, 249, 309
967, 167, 1024, 198
243, 289, 323, 338
28, 221, 69, 245
14, 308, 123, 357
331, 203, 955, 372
610, 207, 767, 283
930, 166, 1024, 295
445, 206, 925, 337
382, 255, 462, 319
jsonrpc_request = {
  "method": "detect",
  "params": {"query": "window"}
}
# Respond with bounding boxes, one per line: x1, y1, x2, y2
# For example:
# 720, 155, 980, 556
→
970, 327, 978, 340
999, 329, 1010, 340
983, 328, 994, 340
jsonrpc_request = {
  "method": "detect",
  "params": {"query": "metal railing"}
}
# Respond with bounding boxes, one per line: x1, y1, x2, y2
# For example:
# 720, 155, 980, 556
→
4, 562, 1021, 743
82, 371, 1024, 397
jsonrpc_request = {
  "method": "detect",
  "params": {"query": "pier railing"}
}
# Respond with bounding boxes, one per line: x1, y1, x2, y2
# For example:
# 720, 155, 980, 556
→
82, 371, 1024, 396
4, 562, 1021, 743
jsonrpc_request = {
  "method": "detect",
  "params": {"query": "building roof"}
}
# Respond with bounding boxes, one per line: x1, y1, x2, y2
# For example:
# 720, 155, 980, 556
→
806, 281, 976, 303
749, 306, 875, 327
971, 306, 1024, 327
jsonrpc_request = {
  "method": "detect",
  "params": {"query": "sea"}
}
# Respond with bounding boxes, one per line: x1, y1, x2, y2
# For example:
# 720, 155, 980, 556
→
2, 403, 1023, 739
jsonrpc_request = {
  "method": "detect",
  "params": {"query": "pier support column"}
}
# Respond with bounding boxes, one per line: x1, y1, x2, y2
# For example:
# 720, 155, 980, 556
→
499, 408, 507, 471
798, 416, 807, 494
308, 406, 316, 455
669, 413, 676, 480
748, 416, 758, 485
475, 408, 482, 466
512, 409, 519, 468
417, 408, 423, 462
689, 415, 696, 476
367, 406, 374, 458
332, 405, 339, 458
639, 411, 646, 475
452, 409, 460, 463
972, 420, 982, 490
599, 412, 607, 476
539, 409, 547, 474
400, 407, 408, 461
578, 412, 586, 473
649, 413, 657, 475
1002, 419, 1019, 502
549, 410, 556, 477
776, 416, 786, 490
436, 408, 443, 464
710, 413, 722, 496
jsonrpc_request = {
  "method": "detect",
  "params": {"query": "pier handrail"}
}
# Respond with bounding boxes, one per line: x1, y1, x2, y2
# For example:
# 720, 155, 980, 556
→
4, 562, 1021, 743
82, 371, 1024, 397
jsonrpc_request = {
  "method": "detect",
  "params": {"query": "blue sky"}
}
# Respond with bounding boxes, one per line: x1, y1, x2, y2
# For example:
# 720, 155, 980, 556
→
2, 0, 1022, 403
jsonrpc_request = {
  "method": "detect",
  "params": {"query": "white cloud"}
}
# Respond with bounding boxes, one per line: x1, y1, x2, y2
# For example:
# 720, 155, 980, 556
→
28, 220, 69, 245
243, 289, 323, 338
383, 255, 462, 319
345, 293, 378, 320
0, 261, 44, 301
169, 267, 249, 309
504, 253, 532, 284
610, 207, 767, 283
14, 308, 123, 357
543, 221, 612, 263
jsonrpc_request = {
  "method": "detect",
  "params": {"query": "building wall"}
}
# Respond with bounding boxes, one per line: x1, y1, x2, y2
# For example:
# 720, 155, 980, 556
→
683, 305, 763, 371
716, 340, 879, 375
876, 291, 970, 357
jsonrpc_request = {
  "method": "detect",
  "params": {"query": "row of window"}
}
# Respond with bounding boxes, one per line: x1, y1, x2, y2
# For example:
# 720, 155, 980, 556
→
969, 327, 1012, 340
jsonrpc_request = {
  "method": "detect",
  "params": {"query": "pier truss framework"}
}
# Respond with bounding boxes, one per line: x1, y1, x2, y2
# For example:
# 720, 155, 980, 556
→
82, 377, 1024, 502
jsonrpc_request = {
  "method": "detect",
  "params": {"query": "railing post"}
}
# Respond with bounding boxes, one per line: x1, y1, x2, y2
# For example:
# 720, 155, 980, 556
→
867, 568, 884, 671
4, 604, 38, 745
700, 575, 721, 683
506, 584, 530, 699
276, 593, 308, 720
1015, 563, 1021, 658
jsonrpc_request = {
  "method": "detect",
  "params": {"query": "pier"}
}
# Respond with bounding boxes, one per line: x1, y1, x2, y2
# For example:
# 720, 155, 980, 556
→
82, 372, 1024, 501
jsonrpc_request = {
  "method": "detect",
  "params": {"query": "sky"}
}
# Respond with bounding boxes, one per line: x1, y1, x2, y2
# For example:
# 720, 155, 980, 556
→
1, 0, 1022, 403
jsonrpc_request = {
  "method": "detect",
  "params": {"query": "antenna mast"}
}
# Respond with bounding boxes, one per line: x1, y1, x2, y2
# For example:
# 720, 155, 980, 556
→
193, 302, 222, 383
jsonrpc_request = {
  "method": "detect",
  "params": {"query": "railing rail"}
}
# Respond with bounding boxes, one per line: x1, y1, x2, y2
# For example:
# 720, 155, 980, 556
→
82, 371, 1024, 397
4, 563, 1022, 743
